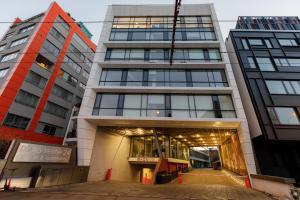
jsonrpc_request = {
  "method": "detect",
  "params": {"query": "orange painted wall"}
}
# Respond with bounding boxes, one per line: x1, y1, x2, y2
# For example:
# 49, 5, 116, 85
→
0, 2, 96, 144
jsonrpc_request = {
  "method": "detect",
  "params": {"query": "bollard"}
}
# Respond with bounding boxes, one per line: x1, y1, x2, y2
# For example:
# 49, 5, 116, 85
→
105, 168, 112, 181
244, 176, 251, 188
143, 173, 147, 185
178, 173, 183, 184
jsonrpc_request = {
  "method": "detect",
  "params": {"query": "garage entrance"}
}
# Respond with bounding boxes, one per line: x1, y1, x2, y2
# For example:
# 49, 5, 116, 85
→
87, 127, 249, 185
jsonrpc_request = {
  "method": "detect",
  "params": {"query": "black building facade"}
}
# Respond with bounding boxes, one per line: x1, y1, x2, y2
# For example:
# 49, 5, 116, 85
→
226, 16, 300, 185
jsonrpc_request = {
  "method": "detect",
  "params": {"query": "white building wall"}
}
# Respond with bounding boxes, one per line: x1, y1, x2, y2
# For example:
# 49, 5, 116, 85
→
77, 4, 257, 180
88, 128, 141, 182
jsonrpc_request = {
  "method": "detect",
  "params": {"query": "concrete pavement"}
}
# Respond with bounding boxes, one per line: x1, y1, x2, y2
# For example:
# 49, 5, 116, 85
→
0, 169, 275, 200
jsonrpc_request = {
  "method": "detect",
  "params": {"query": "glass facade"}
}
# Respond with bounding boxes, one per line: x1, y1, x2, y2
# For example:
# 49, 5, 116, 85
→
105, 48, 222, 62
43, 40, 60, 57
15, 90, 40, 108
3, 113, 30, 130
268, 107, 300, 125
266, 80, 300, 95
25, 71, 47, 89
110, 16, 216, 41
130, 135, 189, 160
236, 16, 300, 30
99, 69, 228, 87
44, 101, 68, 118
93, 93, 236, 118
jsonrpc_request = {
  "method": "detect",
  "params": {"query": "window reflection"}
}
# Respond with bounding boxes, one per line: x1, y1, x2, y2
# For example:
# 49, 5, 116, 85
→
268, 107, 300, 125
147, 95, 165, 117
93, 93, 236, 119
130, 135, 189, 160
126, 70, 143, 86
100, 69, 228, 87
110, 16, 216, 41
106, 48, 221, 62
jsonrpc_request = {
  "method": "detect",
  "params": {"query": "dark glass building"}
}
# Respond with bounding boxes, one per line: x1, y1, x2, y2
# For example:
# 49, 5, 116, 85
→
226, 16, 300, 185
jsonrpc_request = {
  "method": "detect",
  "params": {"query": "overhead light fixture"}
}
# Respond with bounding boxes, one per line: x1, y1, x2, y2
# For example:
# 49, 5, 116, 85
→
192, 134, 200, 138
137, 128, 144, 135
214, 122, 221, 127
125, 130, 132, 136
156, 111, 160, 116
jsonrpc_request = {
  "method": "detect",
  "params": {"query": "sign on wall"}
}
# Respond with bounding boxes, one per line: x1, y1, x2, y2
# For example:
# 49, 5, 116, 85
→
13, 143, 72, 163
128, 157, 159, 164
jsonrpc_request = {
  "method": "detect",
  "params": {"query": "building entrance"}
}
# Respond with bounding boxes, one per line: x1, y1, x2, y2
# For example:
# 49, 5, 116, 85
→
87, 127, 249, 185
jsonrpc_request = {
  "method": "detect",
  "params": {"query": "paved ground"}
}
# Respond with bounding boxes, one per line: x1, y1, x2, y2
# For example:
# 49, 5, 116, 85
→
0, 169, 275, 200
175, 168, 241, 185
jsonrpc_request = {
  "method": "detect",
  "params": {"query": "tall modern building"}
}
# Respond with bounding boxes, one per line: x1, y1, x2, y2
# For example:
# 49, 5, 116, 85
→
77, 4, 256, 183
0, 2, 96, 145
226, 16, 300, 185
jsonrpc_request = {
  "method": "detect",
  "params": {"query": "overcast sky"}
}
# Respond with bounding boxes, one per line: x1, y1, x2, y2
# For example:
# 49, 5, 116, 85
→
1, 0, 300, 44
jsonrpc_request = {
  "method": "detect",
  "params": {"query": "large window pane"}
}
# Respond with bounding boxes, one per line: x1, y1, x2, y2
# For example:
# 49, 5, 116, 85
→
219, 96, 236, 118
150, 32, 164, 40
15, 90, 39, 108
278, 39, 298, 46
104, 70, 122, 86
170, 137, 177, 158
241, 39, 249, 49
123, 94, 141, 117
287, 59, 300, 67
283, 81, 295, 94
291, 81, 300, 94
191, 71, 209, 87
131, 137, 145, 157
195, 96, 214, 118
195, 96, 213, 109
149, 49, 164, 60
268, 107, 300, 125
147, 95, 165, 117
126, 70, 143, 86
247, 57, 257, 68
248, 39, 263, 46
112, 31, 128, 40
99, 94, 118, 116
186, 31, 201, 40
173, 49, 185, 60
168, 31, 183, 41
132, 32, 146, 40
151, 17, 164, 28
188, 49, 204, 60
170, 70, 186, 87
266, 81, 286, 94
171, 96, 190, 118
110, 49, 125, 59
204, 32, 216, 40
148, 70, 164, 86
145, 136, 155, 157
256, 57, 275, 71
208, 49, 221, 60
130, 49, 144, 59
274, 58, 289, 67
213, 71, 226, 83
218, 95, 234, 110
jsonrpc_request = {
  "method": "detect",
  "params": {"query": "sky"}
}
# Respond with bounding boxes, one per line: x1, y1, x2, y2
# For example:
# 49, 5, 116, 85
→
1, 0, 300, 44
